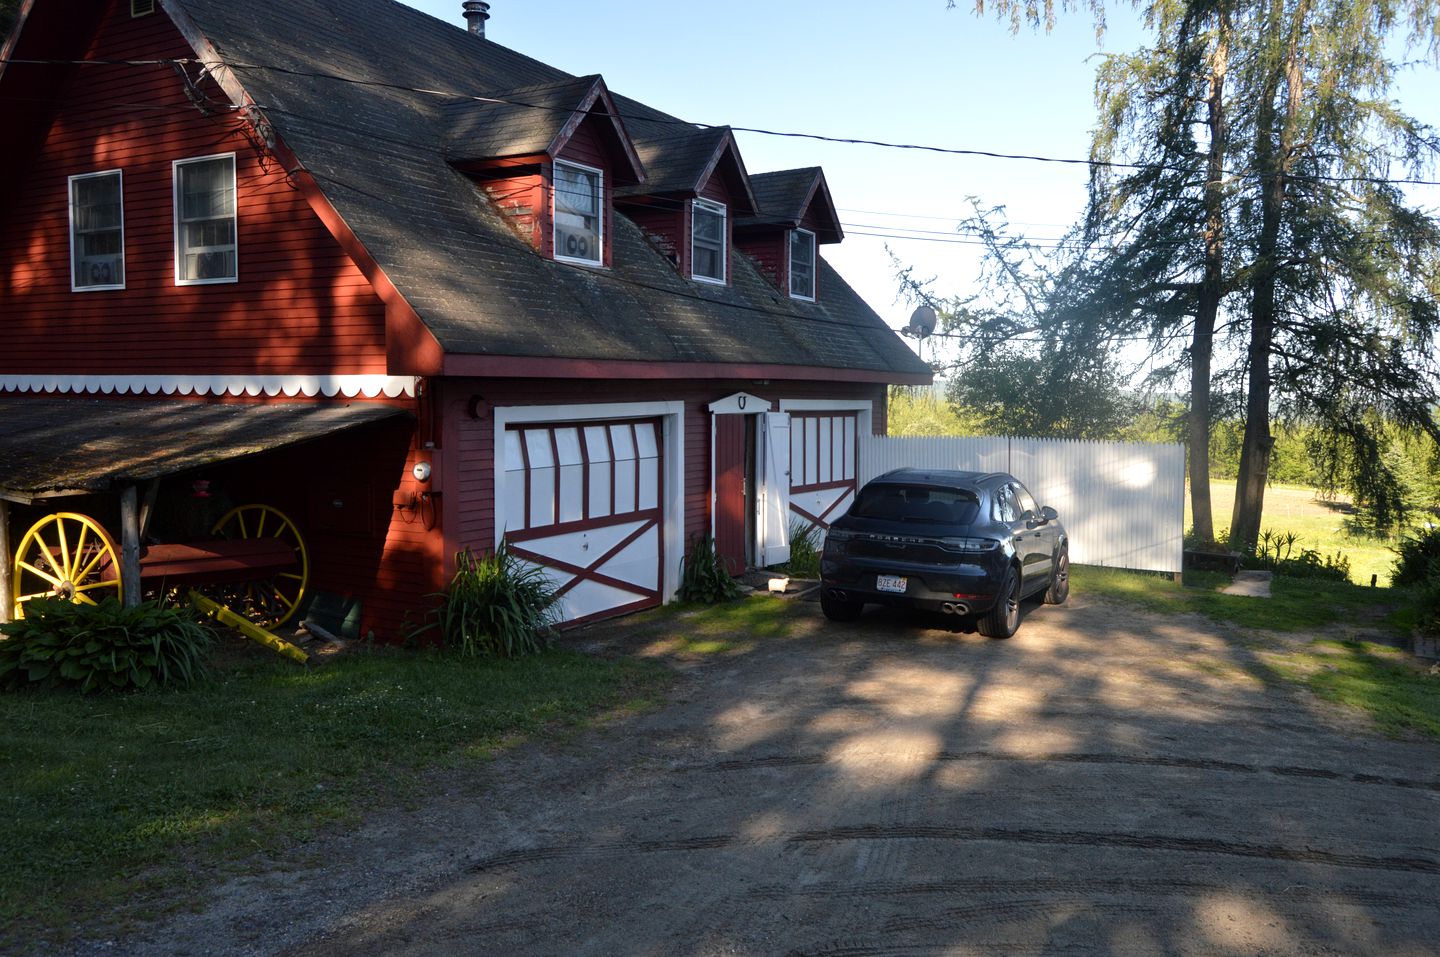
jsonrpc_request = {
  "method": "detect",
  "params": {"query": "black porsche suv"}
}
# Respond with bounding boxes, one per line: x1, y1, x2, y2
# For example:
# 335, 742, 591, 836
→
818, 469, 1069, 638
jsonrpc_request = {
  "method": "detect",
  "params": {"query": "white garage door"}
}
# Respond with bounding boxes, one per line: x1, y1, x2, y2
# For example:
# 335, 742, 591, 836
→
502, 418, 664, 625
789, 411, 858, 532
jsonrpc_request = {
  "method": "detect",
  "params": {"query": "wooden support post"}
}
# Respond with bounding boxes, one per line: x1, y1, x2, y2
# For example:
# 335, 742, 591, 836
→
120, 485, 142, 609
0, 500, 11, 624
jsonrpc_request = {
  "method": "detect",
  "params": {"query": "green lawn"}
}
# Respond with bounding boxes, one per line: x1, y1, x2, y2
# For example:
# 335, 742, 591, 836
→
1072, 564, 1399, 633
1189, 480, 1410, 586
1073, 565, 1439, 740
1268, 639, 1440, 739
0, 642, 669, 945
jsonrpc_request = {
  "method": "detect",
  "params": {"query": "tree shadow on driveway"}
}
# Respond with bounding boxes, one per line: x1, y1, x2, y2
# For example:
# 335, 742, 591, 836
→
107, 592, 1440, 957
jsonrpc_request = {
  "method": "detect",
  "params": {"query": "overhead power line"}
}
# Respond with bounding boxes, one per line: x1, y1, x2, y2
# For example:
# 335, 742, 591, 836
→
6, 56, 1440, 187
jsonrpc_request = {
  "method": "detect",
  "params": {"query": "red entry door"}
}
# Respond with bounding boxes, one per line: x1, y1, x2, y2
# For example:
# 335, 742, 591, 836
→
713, 414, 748, 574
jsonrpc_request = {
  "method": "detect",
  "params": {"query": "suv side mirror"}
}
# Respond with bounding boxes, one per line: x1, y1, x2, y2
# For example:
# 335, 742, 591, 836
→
1041, 505, 1059, 522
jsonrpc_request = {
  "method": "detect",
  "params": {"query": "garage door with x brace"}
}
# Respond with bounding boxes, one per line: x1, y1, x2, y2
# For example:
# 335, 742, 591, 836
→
502, 418, 663, 625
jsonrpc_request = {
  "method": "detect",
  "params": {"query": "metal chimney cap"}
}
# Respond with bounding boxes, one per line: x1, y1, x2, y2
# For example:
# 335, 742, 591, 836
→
462, 0, 490, 37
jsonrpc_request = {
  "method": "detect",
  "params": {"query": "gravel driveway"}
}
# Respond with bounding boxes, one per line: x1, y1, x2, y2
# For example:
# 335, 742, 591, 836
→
89, 592, 1440, 956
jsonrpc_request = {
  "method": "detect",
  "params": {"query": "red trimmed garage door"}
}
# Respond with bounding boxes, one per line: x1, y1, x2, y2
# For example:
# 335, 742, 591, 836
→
503, 418, 664, 625
789, 411, 858, 532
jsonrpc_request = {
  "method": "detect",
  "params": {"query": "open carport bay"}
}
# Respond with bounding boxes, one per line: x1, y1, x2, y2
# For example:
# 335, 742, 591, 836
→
100, 594, 1440, 957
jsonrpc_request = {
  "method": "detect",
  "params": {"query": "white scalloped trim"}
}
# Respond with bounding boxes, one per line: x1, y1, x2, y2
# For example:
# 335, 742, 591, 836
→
0, 375, 417, 398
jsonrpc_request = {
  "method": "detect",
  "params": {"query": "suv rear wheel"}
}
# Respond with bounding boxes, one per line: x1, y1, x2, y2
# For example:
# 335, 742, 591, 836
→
977, 566, 1020, 639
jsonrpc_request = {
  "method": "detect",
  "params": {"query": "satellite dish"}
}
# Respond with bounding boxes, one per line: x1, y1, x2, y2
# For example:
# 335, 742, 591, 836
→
906, 304, 937, 338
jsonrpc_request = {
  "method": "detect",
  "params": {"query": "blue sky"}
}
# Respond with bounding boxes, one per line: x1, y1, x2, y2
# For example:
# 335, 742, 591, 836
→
400, 0, 1440, 358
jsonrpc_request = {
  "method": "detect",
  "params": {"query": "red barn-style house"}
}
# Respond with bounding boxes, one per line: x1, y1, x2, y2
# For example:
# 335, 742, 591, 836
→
0, 0, 930, 635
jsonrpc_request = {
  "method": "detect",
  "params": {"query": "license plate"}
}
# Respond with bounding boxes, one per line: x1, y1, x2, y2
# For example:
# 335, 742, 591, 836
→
876, 574, 908, 594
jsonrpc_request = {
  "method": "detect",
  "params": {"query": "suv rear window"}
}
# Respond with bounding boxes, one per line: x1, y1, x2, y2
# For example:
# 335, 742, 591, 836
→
850, 485, 981, 524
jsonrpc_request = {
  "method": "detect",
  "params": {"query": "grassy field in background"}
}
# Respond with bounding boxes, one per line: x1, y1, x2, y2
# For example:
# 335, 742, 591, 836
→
1188, 481, 1405, 586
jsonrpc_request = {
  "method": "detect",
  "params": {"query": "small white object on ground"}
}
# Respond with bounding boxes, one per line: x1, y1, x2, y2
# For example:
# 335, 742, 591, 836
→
768, 578, 789, 594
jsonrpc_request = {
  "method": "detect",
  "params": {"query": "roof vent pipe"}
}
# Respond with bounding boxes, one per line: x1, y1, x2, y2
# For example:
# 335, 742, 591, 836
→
462, 0, 490, 37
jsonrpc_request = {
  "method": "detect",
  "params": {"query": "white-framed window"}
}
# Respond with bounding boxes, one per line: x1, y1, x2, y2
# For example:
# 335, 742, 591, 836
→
173, 153, 237, 284
68, 170, 125, 291
553, 160, 603, 265
691, 199, 726, 284
789, 227, 816, 300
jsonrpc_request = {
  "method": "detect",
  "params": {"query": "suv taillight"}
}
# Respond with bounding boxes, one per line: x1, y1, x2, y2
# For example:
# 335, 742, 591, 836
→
939, 537, 1000, 552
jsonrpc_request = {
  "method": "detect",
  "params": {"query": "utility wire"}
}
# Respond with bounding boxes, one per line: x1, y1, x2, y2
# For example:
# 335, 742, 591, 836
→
7, 55, 1440, 187
6, 82, 1430, 258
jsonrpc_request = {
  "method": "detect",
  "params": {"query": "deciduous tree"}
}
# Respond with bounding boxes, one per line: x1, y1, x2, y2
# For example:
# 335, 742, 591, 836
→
953, 0, 1440, 552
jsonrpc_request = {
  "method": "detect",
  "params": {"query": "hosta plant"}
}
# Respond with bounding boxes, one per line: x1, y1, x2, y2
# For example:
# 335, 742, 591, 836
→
0, 597, 213, 693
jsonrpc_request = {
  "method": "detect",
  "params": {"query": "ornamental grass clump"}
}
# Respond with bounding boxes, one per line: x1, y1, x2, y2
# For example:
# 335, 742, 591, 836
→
1249, 529, 1351, 582
783, 520, 822, 579
0, 597, 213, 693
677, 534, 741, 604
419, 544, 559, 658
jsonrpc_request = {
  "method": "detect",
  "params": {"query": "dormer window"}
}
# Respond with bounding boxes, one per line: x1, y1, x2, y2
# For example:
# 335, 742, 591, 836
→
691, 199, 726, 284
789, 228, 816, 300
554, 160, 603, 265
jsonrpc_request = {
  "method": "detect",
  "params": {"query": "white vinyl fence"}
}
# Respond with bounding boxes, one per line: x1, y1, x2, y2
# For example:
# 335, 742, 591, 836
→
859, 435, 1186, 574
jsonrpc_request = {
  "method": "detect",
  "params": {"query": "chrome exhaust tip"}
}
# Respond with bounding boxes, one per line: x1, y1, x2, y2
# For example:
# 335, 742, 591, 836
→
940, 601, 970, 616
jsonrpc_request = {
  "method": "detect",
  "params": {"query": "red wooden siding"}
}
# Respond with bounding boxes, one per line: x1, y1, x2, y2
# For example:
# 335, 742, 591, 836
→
798, 204, 832, 238
735, 233, 786, 292
0, 0, 389, 377
555, 121, 609, 170
479, 168, 547, 252
622, 205, 682, 266
209, 412, 441, 640
697, 175, 730, 205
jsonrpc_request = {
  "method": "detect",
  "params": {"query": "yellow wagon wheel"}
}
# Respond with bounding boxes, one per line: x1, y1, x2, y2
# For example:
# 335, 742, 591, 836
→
12, 512, 122, 618
208, 504, 310, 628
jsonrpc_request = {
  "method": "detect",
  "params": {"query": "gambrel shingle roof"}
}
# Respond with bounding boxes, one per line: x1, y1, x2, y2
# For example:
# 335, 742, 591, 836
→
163, 0, 927, 380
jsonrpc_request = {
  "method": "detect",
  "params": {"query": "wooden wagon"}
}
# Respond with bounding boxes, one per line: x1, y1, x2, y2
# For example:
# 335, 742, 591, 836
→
10, 503, 309, 628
